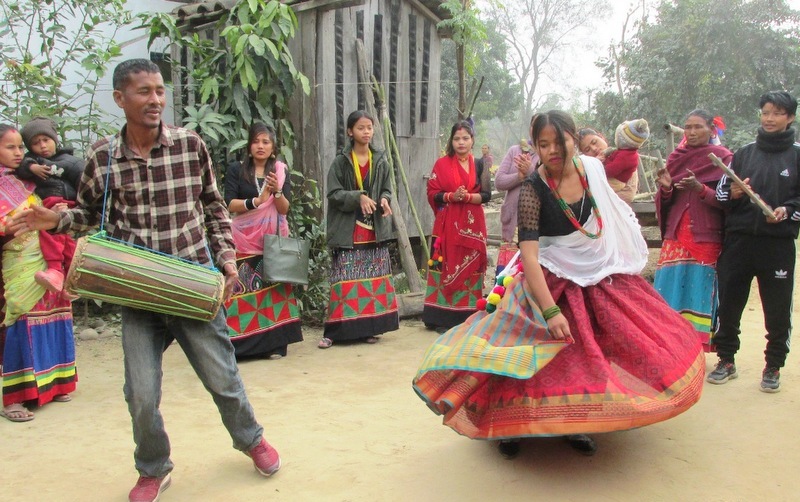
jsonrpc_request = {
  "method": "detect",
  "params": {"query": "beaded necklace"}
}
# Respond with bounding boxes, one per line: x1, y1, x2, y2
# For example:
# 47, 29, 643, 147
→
544, 157, 603, 239
254, 173, 266, 194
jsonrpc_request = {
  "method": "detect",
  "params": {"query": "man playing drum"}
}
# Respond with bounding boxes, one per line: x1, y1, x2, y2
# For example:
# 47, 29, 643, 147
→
10, 59, 281, 502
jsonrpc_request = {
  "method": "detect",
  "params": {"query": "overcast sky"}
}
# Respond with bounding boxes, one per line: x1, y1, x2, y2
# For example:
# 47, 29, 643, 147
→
555, 0, 800, 108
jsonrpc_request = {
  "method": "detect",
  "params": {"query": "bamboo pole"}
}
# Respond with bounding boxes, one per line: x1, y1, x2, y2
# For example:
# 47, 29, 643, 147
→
664, 123, 683, 155
372, 75, 431, 260
354, 40, 423, 293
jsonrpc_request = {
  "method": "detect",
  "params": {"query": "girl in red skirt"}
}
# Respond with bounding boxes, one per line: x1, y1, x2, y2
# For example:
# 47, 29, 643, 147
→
413, 110, 704, 458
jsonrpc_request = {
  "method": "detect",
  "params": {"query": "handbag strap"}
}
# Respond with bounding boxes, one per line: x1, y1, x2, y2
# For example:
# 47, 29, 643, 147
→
275, 163, 298, 238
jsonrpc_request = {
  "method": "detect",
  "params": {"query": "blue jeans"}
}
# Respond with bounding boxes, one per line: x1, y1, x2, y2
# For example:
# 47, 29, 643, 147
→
121, 307, 264, 477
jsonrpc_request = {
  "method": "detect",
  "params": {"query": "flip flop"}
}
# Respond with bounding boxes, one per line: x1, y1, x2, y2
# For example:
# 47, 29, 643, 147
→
364, 336, 378, 344
318, 337, 333, 349
1, 404, 34, 423
53, 394, 72, 403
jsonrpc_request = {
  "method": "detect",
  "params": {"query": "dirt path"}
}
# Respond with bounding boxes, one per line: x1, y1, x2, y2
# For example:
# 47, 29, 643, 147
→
3, 277, 800, 501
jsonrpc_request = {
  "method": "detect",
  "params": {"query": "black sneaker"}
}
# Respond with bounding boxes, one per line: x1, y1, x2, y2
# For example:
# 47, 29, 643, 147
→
707, 359, 737, 384
760, 367, 780, 393
498, 440, 521, 459
565, 435, 597, 456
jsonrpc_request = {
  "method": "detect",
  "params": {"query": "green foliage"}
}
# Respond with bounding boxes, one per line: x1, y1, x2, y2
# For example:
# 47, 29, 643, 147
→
595, 0, 800, 152
439, 23, 524, 141
438, 0, 489, 119
139, 1, 325, 323
438, 0, 487, 73
0, 0, 132, 152
287, 171, 330, 326
139, 1, 309, 167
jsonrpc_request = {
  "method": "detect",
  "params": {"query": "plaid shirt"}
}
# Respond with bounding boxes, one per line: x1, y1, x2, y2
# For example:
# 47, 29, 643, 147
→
57, 124, 236, 270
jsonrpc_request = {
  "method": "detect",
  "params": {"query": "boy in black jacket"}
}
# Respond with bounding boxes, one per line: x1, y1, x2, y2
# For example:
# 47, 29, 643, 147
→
18, 117, 83, 296
709, 91, 799, 392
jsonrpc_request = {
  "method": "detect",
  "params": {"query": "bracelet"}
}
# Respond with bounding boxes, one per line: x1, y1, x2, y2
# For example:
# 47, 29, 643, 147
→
542, 305, 561, 320
244, 198, 255, 210
444, 192, 450, 203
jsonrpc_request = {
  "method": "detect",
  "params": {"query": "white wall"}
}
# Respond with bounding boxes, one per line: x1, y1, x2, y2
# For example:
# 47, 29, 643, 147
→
80, 0, 183, 128
1, 0, 182, 133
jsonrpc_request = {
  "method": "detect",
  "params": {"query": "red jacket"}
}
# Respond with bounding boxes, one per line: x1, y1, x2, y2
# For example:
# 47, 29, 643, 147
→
603, 148, 639, 182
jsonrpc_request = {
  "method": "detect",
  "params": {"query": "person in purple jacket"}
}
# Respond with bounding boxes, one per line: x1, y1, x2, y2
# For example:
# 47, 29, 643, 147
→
653, 109, 732, 353
493, 117, 539, 276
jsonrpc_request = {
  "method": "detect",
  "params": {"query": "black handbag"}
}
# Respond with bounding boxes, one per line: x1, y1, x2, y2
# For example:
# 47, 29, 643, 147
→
262, 233, 310, 285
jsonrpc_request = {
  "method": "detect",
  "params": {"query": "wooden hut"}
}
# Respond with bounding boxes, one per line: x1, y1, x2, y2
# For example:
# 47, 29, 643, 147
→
171, 0, 451, 238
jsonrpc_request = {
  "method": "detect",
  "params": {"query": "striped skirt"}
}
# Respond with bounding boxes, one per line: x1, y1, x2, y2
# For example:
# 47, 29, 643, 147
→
2, 291, 77, 407
413, 272, 704, 439
653, 215, 721, 352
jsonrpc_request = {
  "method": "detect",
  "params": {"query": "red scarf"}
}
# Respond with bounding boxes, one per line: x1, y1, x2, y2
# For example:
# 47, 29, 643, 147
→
665, 144, 732, 185
427, 155, 487, 294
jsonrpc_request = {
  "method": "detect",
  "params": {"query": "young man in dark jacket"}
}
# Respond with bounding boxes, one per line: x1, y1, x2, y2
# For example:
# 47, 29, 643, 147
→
709, 91, 799, 392
17, 117, 84, 295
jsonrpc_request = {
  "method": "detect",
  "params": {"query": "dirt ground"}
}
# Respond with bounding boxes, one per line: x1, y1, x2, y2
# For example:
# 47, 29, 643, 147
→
4, 270, 800, 502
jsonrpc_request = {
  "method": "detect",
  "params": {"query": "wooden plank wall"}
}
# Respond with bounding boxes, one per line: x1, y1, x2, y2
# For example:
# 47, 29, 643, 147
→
290, 0, 441, 237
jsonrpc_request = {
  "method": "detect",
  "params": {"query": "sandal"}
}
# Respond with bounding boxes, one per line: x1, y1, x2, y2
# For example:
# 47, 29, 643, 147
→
318, 337, 333, 349
53, 394, 72, 403
1, 404, 34, 422
364, 336, 378, 344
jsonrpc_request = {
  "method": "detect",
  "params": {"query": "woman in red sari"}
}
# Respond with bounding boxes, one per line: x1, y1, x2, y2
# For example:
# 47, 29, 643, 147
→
422, 121, 490, 333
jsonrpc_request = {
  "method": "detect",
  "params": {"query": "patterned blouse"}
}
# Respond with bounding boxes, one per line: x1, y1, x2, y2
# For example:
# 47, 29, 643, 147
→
517, 171, 592, 242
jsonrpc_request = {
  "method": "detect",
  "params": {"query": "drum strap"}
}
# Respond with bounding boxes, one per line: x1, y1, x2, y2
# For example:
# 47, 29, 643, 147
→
96, 136, 218, 271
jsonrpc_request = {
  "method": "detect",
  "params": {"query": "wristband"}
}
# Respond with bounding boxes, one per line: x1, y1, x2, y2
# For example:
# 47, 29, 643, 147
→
244, 198, 255, 210
542, 305, 561, 320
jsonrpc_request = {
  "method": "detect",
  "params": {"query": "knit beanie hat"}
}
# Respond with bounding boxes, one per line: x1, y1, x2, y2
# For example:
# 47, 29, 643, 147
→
21, 117, 58, 150
615, 118, 650, 150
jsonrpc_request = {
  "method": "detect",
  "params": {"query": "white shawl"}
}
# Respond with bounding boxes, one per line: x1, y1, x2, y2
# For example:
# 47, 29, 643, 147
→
538, 156, 648, 286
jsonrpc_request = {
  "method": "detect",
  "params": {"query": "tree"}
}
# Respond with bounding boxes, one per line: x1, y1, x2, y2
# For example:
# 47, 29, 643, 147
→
439, 20, 524, 143
141, 1, 309, 167
484, 0, 610, 120
438, 0, 486, 120
0, 0, 131, 151
600, 0, 800, 151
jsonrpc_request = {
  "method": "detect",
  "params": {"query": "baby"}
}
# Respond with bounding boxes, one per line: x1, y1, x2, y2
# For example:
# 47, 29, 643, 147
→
579, 118, 650, 205
17, 117, 83, 296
